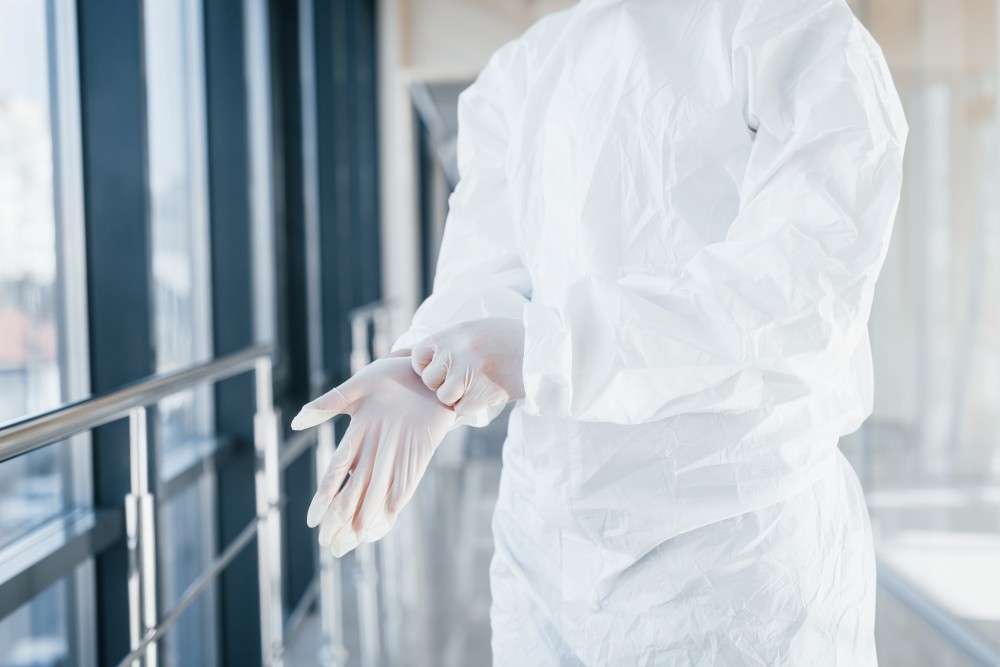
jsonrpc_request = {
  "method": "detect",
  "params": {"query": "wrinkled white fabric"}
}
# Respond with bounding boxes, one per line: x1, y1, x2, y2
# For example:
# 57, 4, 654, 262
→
392, 0, 907, 663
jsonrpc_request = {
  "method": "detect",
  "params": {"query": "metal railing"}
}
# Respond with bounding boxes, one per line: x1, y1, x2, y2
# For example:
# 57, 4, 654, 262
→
345, 302, 393, 667
0, 344, 288, 666
0, 301, 397, 667
877, 561, 1000, 667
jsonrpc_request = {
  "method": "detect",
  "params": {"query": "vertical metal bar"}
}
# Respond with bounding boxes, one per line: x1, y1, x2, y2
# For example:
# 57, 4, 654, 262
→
138, 497, 159, 667
355, 542, 382, 667
349, 309, 381, 667
254, 364, 274, 666
49, 0, 97, 658
351, 315, 372, 373
182, 0, 215, 391
126, 407, 158, 666
139, 410, 157, 667
995, 0, 1000, 454
255, 358, 285, 666
371, 304, 401, 662
317, 421, 348, 666
125, 490, 142, 662
197, 456, 221, 663
298, 0, 326, 394
377, 522, 402, 664
245, 0, 278, 346
372, 306, 390, 359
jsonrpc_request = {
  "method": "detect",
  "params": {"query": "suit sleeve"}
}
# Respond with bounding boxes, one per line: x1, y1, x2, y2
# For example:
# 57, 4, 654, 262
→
392, 41, 532, 427
520, 0, 908, 425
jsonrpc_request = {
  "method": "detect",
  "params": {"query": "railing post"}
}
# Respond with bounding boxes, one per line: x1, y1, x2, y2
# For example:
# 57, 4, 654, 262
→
350, 316, 371, 376
371, 306, 390, 359
350, 309, 382, 667
125, 406, 158, 666
254, 357, 284, 666
0, 345, 275, 665
317, 420, 349, 666
372, 304, 403, 662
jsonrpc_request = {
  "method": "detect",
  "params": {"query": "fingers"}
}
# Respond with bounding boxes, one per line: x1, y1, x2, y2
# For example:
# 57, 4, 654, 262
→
306, 427, 360, 527
318, 428, 378, 547
411, 337, 467, 404
389, 347, 412, 358
291, 386, 351, 430
410, 341, 435, 374
328, 524, 361, 558
436, 369, 467, 407
452, 384, 506, 417
319, 474, 364, 547
360, 509, 396, 544
328, 498, 396, 557
418, 353, 449, 392
353, 427, 397, 535
452, 395, 484, 417
386, 437, 431, 515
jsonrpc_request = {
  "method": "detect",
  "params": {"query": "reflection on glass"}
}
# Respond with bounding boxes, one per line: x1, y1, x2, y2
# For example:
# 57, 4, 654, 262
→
159, 479, 218, 667
0, 0, 72, 546
841, 1, 1000, 663
144, 0, 214, 457
0, 576, 72, 667
0, 3, 88, 661
143, 1, 219, 664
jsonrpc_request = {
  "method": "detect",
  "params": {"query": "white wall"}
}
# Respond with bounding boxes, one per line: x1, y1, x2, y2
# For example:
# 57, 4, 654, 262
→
377, 0, 573, 341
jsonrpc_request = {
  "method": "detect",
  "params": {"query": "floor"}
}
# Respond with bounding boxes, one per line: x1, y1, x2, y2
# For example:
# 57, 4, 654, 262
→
284, 411, 999, 667
285, 407, 506, 667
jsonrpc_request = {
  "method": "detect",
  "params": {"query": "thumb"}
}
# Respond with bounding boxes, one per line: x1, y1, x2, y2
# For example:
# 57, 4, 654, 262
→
290, 385, 353, 431
410, 338, 437, 374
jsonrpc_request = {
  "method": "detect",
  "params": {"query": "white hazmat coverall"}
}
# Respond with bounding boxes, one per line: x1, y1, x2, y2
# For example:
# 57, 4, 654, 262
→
391, 0, 907, 664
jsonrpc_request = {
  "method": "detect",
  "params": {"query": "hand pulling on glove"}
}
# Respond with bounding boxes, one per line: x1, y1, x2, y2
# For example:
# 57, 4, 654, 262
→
291, 356, 456, 556
410, 317, 526, 417
292, 318, 525, 557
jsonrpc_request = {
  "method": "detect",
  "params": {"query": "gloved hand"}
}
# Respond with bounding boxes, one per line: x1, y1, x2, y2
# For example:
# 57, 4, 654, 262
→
410, 317, 526, 417
291, 356, 456, 556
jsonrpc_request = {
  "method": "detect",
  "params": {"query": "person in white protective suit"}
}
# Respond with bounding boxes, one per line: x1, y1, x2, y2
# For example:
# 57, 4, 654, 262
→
291, 0, 908, 663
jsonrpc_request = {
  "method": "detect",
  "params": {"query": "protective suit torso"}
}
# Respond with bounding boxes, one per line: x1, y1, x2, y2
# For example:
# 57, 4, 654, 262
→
392, 0, 907, 664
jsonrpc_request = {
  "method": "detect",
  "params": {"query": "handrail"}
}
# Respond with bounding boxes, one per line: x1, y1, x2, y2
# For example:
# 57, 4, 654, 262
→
877, 561, 1000, 666
0, 343, 273, 464
0, 342, 281, 666
0, 303, 396, 667
115, 517, 261, 667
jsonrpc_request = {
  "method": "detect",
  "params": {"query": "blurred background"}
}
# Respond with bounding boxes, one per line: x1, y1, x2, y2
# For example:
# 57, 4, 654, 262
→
0, 0, 997, 665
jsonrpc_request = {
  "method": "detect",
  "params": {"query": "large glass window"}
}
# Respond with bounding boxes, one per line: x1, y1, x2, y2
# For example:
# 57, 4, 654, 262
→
143, 1, 218, 664
842, 0, 1000, 662
246, 0, 278, 348
159, 478, 219, 667
144, 0, 215, 457
0, 0, 91, 663
0, 575, 75, 666
0, 0, 65, 539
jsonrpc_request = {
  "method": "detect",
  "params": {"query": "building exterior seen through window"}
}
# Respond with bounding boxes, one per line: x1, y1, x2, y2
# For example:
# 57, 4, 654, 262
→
0, 0, 86, 663
143, 0, 218, 664
838, 0, 1000, 661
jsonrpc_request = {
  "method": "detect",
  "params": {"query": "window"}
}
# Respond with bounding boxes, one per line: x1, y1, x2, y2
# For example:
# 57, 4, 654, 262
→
144, 0, 215, 458
0, 0, 91, 663
159, 478, 219, 667
143, 1, 219, 663
841, 0, 1000, 662
246, 0, 278, 348
0, 0, 66, 540
0, 575, 75, 666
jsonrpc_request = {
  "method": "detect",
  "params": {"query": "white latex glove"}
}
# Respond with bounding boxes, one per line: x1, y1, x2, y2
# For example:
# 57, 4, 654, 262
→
410, 317, 525, 417
290, 356, 456, 556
